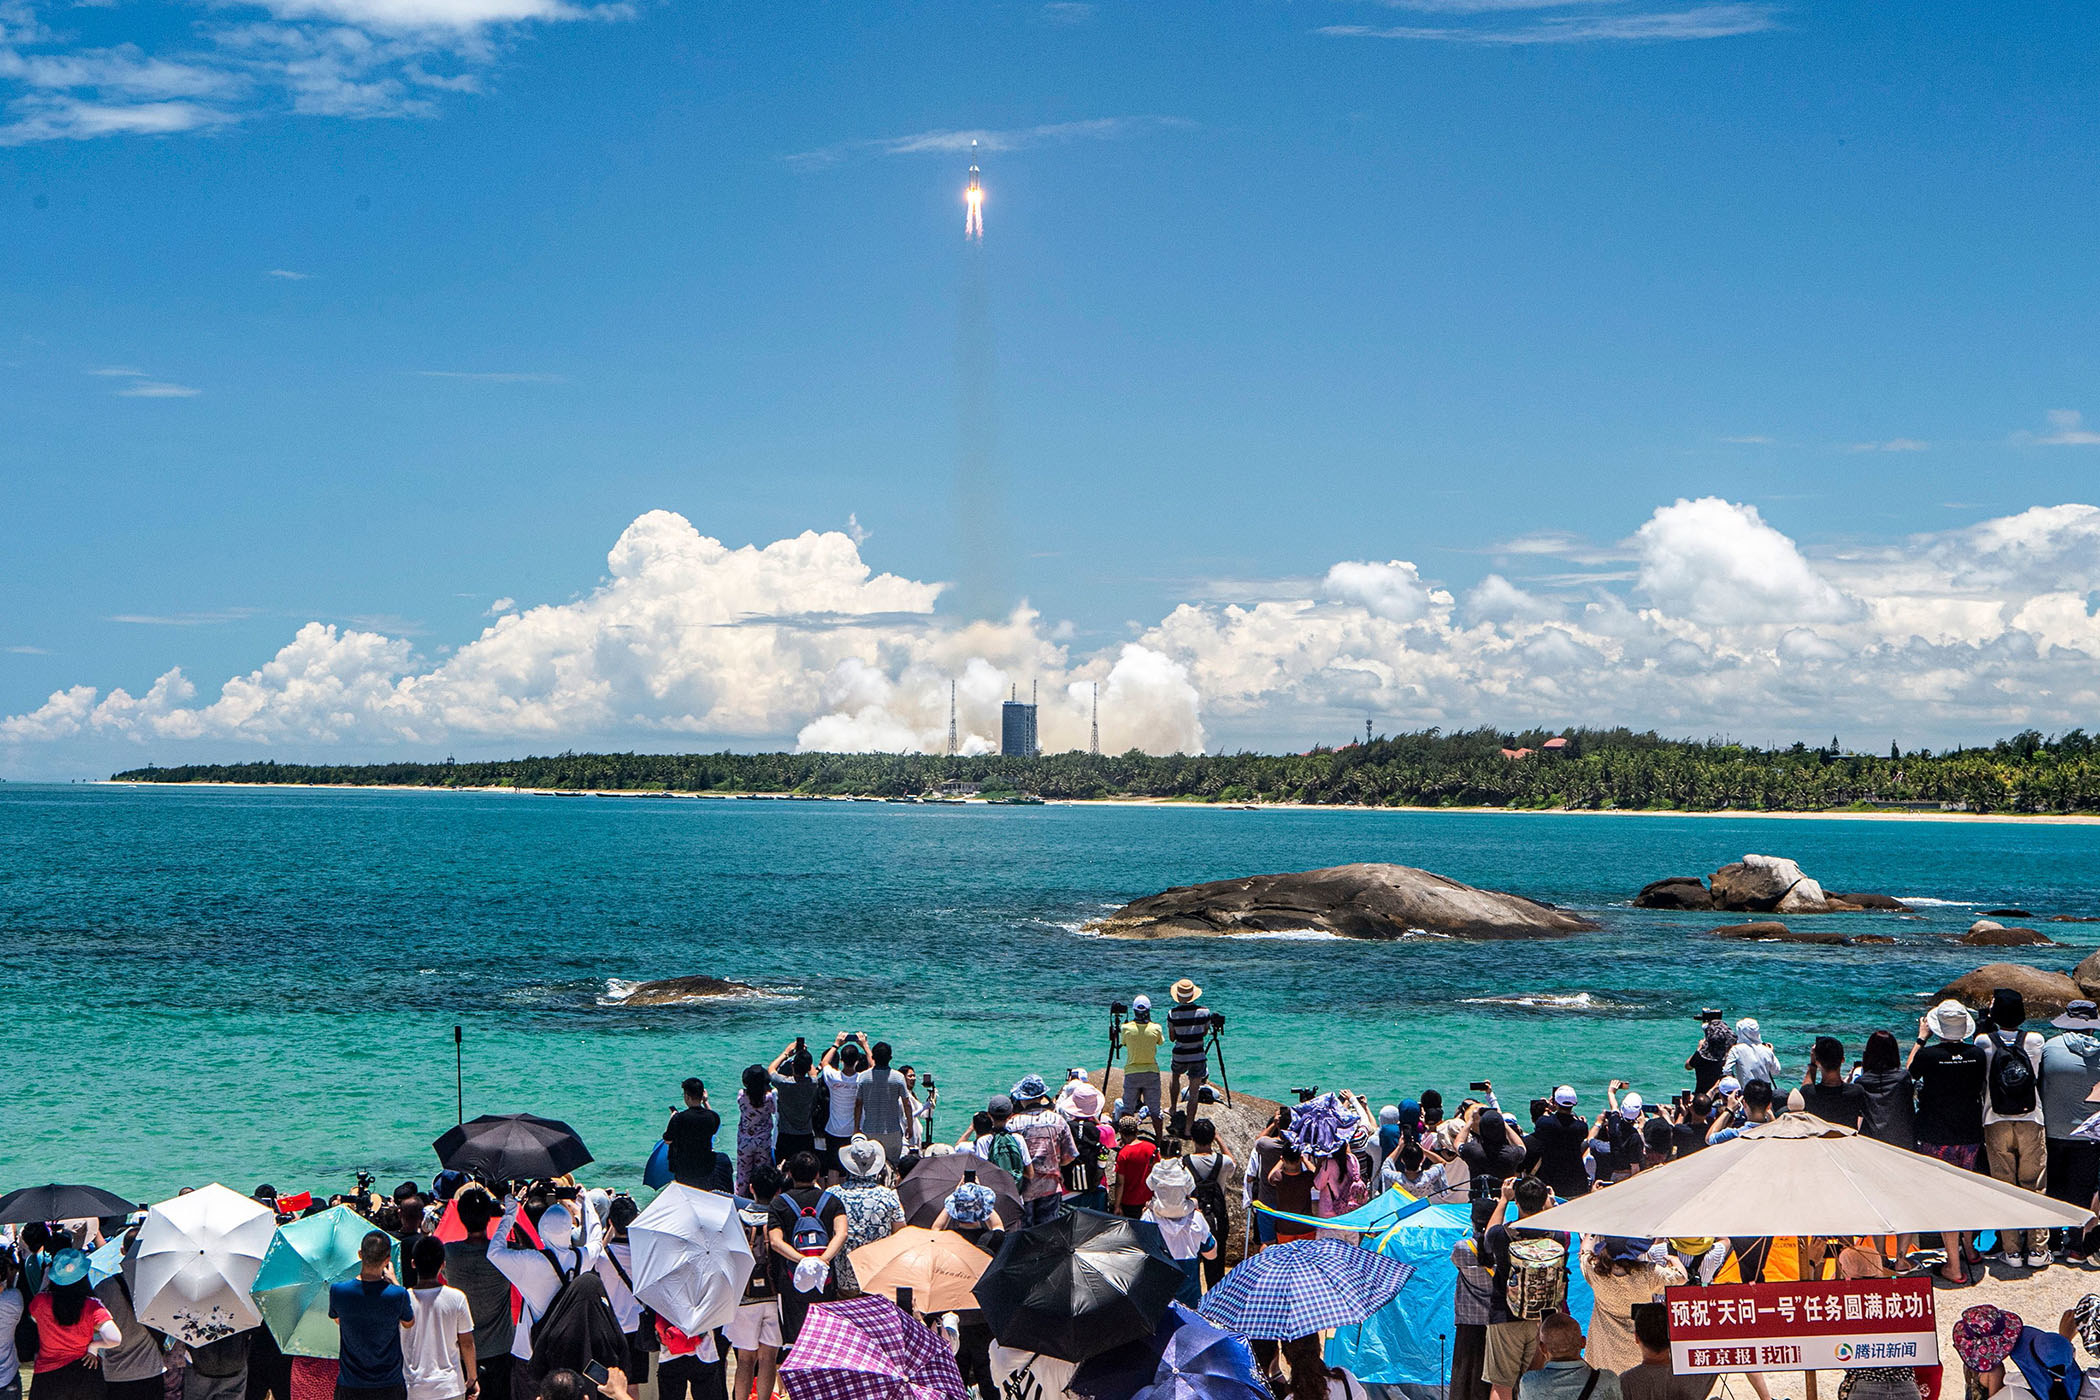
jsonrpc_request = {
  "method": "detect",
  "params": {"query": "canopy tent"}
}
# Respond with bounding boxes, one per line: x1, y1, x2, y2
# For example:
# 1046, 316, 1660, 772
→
1522, 1114, 2093, 1238
1321, 1203, 1596, 1390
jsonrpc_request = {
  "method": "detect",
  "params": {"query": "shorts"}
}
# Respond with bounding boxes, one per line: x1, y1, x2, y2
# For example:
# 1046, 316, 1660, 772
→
724, 1300, 783, 1351
1482, 1320, 1537, 1388
1919, 1141, 1981, 1171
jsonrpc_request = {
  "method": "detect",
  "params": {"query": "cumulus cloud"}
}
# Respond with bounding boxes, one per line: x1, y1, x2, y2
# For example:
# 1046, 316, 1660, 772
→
2019, 410, 2100, 447
18, 499, 2100, 774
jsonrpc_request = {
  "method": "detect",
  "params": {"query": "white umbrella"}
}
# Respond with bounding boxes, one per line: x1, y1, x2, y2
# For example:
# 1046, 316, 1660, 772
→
629, 1183, 754, 1336
133, 1183, 278, 1345
1523, 1113, 2093, 1238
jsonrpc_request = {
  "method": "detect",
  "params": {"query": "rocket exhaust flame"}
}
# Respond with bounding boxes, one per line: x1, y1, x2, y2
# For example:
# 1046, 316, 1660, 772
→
965, 168, 983, 240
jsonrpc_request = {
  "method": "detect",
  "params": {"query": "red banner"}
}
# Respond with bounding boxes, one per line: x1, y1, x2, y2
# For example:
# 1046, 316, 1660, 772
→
1664, 1278, 1939, 1374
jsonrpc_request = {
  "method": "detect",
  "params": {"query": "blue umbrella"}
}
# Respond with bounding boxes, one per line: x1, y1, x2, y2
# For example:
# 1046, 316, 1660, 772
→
1197, 1239, 1414, 1341
1072, 1304, 1269, 1400
88, 1236, 128, 1288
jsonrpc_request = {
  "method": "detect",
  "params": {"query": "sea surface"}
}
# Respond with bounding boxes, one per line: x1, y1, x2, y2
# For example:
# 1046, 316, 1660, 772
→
3, 782, 2097, 1200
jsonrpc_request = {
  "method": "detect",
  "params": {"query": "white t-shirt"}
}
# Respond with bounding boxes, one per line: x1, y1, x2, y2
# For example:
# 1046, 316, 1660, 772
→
822, 1066, 860, 1137
1976, 1030, 2048, 1126
404, 1285, 475, 1400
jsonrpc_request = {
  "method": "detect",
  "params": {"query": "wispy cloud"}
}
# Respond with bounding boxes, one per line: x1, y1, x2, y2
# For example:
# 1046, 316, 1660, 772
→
265, 268, 310, 279
415, 370, 566, 383
2015, 409, 2100, 447
4, 645, 50, 655
1040, 1, 1095, 21
1320, 3, 1778, 43
1719, 434, 1773, 445
108, 609, 259, 625
787, 115, 1192, 170
0, 0, 625, 146
1848, 438, 1928, 453
88, 366, 201, 397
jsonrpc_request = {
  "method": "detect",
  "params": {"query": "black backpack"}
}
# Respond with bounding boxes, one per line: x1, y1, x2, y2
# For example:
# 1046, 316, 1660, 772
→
527, 1252, 627, 1387
1987, 1031, 2039, 1117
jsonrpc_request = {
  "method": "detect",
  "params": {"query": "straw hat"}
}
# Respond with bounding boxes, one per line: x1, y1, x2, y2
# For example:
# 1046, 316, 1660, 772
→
1172, 979, 1202, 1004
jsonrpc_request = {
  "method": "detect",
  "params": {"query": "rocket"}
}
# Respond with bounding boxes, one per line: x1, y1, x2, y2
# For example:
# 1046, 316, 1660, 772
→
965, 138, 984, 240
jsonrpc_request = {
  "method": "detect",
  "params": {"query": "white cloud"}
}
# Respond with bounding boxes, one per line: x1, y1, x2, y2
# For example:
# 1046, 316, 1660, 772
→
416, 370, 565, 383
266, 268, 311, 279
2018, 410, 2100, 447
0, 0, 616, 144
22, 500, 2100, 774
1633, 496, 1854, 625
116, 379, 201, 397
1319, 3, 1777, 43
1848, 438, 1928, 453
787, 116, 1192, 170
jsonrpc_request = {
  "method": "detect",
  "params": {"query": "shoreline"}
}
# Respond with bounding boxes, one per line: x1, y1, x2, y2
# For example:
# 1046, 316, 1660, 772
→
78, 778, 2100, 824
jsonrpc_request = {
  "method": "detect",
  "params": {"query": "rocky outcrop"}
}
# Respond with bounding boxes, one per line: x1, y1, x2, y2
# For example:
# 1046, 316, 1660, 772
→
1936, 963, 2086, 1018
619, 975, 755, 1006
1633, 877, 1713, 911
1710, 921, 1852, 946
1089, 863, 1601, 941
2052, 915, 2100, 923
2075, 951, 2100, 1000
1637, 855, 1908, 914
1831, 892, 1914, 912
1961, 920, 2056, 947
1981, 908, 2034, 918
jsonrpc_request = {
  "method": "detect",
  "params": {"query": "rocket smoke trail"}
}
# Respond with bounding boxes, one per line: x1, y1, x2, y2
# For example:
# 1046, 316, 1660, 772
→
954, 151, 1006, 619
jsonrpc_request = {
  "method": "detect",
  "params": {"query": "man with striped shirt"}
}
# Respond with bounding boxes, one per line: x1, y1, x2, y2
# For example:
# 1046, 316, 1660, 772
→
1165, 979, 1213, 1137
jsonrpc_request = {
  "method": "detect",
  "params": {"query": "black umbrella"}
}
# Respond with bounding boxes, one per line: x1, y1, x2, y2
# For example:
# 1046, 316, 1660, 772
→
0, 1183, 136, 1225
433, 1113, 593, 1182
897, 1153, 1026, 1229
972, 1209, 1186, 1364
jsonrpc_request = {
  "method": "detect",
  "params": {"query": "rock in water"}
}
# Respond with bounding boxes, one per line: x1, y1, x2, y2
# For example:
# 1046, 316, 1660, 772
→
620, 975, 754, 1006
1961, 920, 2056, 947
1830, 891, 1915, 912
1633, 877, 1714, 911
2074, 951, 2100, 1000
1936, 963, 2086, 1018
1088, 863, 1600, 940
1711, 855, 1821, 911
1709, 921, 1852, 946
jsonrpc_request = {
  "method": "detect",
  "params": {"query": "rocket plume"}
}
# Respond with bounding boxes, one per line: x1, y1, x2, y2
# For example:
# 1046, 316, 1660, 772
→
965, 172, 984, 240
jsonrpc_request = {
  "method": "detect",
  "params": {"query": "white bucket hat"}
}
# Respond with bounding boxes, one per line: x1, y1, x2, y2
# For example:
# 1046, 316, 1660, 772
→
1926, 999, 1977, 1041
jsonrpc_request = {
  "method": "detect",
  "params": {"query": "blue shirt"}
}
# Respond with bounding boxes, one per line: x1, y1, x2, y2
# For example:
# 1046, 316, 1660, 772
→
330, 1278, 413, 1389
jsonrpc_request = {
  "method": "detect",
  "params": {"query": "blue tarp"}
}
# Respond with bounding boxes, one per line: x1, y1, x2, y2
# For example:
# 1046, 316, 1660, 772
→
1254, 1186, 1428, 1235
1323, 1203, 1595, 1390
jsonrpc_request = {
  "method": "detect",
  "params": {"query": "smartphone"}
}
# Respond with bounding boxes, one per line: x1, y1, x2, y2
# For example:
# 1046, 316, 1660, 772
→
795, 1036, 805, 1052
1469, 1081, 1491, 1092
1643, 1104, 1662, 1116
583, 1363, 610, 1387
963, 1168, 977, 1183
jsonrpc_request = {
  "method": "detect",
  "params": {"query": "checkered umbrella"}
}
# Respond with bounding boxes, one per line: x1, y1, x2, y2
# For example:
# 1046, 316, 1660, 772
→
780, 1294, 969, 1400
1196, 1239, 1414, 1341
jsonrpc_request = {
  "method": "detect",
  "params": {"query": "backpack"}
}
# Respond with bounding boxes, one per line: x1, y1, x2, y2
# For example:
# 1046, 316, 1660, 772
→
1987, 1031, 2039, 1117
1188, 1154, 1230, 1236
790, 1190, 838, 1255
527, 1255, 626, 1387
986, 1131, 1029, 1184
736, 1205, 776, 1298
1503, 1234, 1569, 1320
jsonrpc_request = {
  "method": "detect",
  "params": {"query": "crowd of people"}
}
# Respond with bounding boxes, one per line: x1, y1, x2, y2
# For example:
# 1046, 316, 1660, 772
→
12, 977, 2100, 1400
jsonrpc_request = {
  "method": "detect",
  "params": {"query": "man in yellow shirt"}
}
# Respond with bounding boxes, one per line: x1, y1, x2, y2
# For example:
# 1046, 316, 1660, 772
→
1120, 995, 1167, 1128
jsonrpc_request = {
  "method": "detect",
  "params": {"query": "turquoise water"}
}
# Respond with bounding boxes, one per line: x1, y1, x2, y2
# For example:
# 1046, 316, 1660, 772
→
4, 783, 2097, 1200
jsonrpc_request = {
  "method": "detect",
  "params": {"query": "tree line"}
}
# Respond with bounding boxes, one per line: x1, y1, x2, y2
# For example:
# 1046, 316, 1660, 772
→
106, 726, 2100, 814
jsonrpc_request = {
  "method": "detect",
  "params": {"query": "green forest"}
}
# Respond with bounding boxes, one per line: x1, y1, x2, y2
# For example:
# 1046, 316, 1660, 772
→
109, 726, 2100, 813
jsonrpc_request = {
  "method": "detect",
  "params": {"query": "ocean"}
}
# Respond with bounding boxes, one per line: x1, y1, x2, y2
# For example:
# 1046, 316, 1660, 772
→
3, 782, 2095, 1200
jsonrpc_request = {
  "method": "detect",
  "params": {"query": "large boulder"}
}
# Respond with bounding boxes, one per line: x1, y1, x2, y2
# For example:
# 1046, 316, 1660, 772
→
2075, 951, 2100, 1000
1961, 921, 2056, 947
1633, 877, 1714, 911
1710, 921, 1851, 946
1711, 855, 1820, 912
1088, 863, 1601, 941
617, 975, 754, 1006
1936, 963, 2087, 1018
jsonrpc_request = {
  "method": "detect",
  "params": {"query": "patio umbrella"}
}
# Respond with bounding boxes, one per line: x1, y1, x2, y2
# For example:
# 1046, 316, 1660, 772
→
250, 1205, 401, 1358
896, 1156, 1024, 1230
0, 1183, 135, 1225
133, 1183, 277, 1344
849, 1227, 995, 1313
779, 1292, 970, 1400
433, 1113, 592, 1183
1522, 1113, 2095, 1238
1072, 1303, 1270, 1400
1195, 1239, 1415, 1341
628, 1182, 753, 1336
973, 1210, 1185, 1364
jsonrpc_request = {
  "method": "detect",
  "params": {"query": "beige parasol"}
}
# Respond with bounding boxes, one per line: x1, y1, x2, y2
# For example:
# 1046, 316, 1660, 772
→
847, 1226, 994, 1312
1520, 1113, 2093, 1238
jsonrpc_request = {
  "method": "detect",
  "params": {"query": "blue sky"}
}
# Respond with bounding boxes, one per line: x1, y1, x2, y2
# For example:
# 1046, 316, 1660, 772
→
6, 1, 2100, 773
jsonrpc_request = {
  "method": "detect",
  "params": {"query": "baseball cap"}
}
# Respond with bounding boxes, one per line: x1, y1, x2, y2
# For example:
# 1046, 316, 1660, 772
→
1619, 1094, 1643, 1120
1132, 994, 1152, 1012
1552, 1085, 1578, 1107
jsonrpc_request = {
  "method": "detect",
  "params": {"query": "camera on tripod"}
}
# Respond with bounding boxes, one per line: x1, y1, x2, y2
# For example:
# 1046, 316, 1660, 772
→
1291, 1085, 1320, 1103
